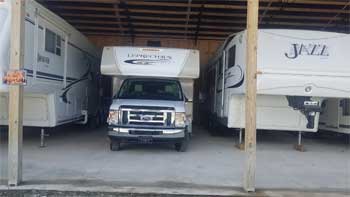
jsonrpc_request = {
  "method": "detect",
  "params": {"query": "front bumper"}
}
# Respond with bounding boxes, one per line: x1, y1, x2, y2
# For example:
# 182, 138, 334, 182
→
108, 126, 186, 143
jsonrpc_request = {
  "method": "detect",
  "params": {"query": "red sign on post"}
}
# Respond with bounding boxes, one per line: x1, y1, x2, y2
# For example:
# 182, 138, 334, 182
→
2, 70, 27, 85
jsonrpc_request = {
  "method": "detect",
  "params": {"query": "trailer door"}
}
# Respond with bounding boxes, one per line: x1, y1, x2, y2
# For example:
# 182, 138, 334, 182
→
215, 55, 225, 117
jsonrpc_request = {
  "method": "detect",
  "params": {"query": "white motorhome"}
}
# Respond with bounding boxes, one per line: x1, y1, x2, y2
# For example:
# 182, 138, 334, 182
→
0, 0, 102, 128
319, 98, 350, 134
205, 29, 350, 142
101, 46, 199, 151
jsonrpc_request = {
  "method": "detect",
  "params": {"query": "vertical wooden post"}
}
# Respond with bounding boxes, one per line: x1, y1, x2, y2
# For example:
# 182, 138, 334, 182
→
243, 0, 259, 192
8, 0, 25, 186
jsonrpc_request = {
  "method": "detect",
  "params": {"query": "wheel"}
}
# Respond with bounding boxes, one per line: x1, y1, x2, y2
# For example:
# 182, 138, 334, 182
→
110, 140, 121, 151
175, 132, 189, 152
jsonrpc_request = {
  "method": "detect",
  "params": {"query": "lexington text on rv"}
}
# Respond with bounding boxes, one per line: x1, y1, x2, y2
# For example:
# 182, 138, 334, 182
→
205, 29, 350, 134
0, 0, 103, 128
101, 46, 200, 152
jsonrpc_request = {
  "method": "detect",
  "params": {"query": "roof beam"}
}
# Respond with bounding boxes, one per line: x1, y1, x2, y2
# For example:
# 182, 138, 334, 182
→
60, 12, 345, 23
259, 0, 273, 24
48, 4, 350, 15
75, 26, 236, 35
121, 0, 135, 43
47, 0, 347, 8
195, 1, 206, 45
85, 32, 226, 40
66, 18, 349, 29
59, 13, 127, 19
322, 1, 350, 30
184, 0, 192, 39
43, 0, 119, 3
125, 0, 350, 7
128, 13, 344, 22
113, 2, 124, 35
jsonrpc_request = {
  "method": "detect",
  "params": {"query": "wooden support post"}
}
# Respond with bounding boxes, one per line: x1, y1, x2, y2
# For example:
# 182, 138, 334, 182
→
8, 0, 25, 187
243, 0, 259, 192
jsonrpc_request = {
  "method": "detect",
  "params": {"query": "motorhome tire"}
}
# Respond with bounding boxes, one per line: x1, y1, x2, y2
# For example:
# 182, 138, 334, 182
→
175, 132, 189, 152
110, 140, 121, 151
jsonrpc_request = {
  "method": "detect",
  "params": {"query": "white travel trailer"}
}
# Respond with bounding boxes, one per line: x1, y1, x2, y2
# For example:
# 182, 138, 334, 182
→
0, 0, 101, 128
319, 98, 350, 134
101, 46, 199, 151
205, 29, 350, 145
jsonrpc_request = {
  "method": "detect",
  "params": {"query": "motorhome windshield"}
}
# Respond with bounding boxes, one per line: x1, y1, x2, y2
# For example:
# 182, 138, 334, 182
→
118, 79, 183, 101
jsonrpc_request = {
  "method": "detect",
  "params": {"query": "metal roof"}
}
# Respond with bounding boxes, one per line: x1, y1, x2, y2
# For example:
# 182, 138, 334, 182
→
39, 0, 350, 41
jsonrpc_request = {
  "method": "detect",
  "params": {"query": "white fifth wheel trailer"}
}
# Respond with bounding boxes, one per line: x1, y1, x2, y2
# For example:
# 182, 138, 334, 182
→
101, 46, 199, 151
0, 0, 101, 128
205, 29, 350, 145
319, 98, 350, 134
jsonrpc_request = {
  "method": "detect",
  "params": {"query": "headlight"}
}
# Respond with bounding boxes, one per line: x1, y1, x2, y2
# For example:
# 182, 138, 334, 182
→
107, 110, 119, 125
175, 112, 186, 127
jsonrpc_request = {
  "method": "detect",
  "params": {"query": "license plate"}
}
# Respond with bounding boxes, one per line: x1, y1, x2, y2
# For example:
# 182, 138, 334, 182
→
138, 136, 153, 144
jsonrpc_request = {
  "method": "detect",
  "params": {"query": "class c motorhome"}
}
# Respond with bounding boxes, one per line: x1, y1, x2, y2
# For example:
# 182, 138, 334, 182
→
0, 0, 102, 128
101, 46, 199, 151
205, 29, 350, 139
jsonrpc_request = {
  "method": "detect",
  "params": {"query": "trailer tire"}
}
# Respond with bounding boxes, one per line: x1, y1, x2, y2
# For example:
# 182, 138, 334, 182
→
110, 140, 121, 151
175, 132, 189, 152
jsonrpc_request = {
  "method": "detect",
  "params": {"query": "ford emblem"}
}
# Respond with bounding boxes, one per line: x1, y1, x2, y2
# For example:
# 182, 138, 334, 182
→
140, 115, 152, 121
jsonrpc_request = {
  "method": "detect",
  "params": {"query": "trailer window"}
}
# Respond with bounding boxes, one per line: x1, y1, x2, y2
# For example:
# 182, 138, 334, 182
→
45, 28, 61, 56
341, 99, 350, 116
228, 45, 236, 69
56, 34, 61, 56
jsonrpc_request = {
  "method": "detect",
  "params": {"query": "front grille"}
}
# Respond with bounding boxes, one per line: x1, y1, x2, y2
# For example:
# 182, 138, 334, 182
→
129, 130, 162, 135
120, 105, 174, 127
129, 122, 164, 126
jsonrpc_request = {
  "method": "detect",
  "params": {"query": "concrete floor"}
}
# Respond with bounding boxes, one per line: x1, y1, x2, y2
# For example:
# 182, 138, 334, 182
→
0, 125, 349, 194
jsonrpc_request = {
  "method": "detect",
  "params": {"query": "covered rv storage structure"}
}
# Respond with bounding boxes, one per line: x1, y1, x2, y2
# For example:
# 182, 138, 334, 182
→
2, 0, 349, 194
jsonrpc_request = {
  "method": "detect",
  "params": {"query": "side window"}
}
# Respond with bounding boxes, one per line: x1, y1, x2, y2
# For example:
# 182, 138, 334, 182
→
45, 29, 56, 53
228, 45, 236, 69
56, 34, 61, 56
341, 99, 350, 116
45, 28, 61, 56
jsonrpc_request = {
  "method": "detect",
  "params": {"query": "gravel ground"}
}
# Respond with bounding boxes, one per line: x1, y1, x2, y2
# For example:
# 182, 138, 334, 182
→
0, 124, 349, 195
